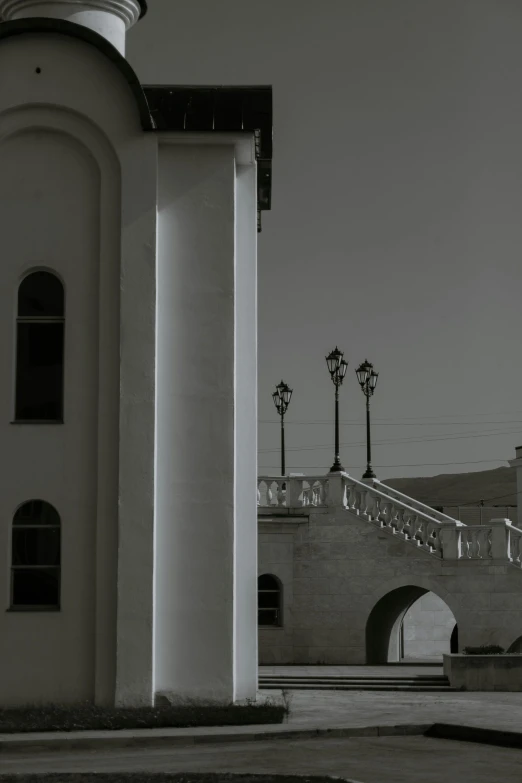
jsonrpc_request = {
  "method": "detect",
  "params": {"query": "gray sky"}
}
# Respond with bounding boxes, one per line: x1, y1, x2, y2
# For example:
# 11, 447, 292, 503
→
128, 0, 522, 481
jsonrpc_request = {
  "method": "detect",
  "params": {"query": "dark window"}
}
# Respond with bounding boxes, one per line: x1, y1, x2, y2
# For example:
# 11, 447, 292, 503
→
258, 574, 282, 627
15, 272, 65, 421
11, 500, 61, 610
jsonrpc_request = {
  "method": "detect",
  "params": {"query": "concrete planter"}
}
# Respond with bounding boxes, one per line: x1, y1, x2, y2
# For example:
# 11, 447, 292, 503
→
444, 654, 522, 691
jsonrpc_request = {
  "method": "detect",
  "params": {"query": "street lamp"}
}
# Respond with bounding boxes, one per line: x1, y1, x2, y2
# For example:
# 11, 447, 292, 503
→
272, 380, 293, 476
325, 347, 348, 473
356, 359, 379, 479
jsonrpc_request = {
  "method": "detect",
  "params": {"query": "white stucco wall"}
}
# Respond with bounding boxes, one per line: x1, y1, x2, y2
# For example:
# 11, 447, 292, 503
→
0, 129, 99, 705
0, 26, 259, 708
154, 138, 258, 703
0, 31, 156, 707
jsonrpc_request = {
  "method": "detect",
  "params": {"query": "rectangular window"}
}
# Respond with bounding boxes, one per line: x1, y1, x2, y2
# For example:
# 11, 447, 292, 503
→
258, 608, 279, 626
11, 567, 60, 608
15, 323, 64, 421
11, 528, 61, 566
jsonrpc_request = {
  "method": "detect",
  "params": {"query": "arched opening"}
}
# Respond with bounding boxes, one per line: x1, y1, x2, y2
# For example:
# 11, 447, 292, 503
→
11, 500, 61, 610
15, 271, 65, 421
366, 586, 456, 664
507, 635, 522, 653
450, 623, 459, 653
401, 592, 457, 660
258, 574, 282, 627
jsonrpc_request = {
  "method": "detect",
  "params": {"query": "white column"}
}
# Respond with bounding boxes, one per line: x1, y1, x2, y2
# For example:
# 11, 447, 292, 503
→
154, 138, 258, 703
233, 162, 258, 700
508, 446, 522, 529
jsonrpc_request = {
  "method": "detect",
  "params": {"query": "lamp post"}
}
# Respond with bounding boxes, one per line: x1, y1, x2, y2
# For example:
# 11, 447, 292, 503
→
356, 359, 379, 480
272, 380, 293, 476
325, 347, 348, 473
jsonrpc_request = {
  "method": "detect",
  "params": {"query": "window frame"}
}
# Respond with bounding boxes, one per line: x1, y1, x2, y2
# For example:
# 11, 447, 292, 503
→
258, 573, 283, 628
13, 271, 65, 424
9, 500, 62, 612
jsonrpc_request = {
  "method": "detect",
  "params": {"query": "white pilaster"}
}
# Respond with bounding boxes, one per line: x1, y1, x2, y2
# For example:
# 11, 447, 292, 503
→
154, 134, 258, 703
508, 446, 522, 529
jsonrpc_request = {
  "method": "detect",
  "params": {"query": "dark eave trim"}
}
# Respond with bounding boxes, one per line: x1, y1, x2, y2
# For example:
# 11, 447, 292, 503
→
138, 1, 148, 18
0, 18, 154, 130
142, 85, 273, 228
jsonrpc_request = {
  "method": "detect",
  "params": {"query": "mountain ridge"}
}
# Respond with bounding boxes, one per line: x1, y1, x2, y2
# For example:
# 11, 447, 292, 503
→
382, 466, 516, 507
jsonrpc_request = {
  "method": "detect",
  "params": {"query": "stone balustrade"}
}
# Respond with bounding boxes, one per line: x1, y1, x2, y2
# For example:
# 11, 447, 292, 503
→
258, 473, 454, 556
438, 519, 522, 565
257, 477, 328, 508
257, 474, 522, 567
368, 479, 457, 524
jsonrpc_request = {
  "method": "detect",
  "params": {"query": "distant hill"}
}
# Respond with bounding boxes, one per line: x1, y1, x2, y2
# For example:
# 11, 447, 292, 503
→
382, 466, 517, 507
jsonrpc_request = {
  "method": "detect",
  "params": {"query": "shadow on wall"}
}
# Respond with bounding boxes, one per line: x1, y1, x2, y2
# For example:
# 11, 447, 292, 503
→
366, 586, 457, 664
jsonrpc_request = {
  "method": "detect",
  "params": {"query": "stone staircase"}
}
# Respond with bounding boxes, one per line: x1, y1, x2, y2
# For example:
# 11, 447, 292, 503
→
257, 472, 522, 567
258, 672, 456, 692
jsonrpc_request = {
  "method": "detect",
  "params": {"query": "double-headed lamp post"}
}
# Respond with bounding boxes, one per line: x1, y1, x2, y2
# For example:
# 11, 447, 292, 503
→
272, 380, 293, 476
326, 347, 349, 473
356, 359, 379, 480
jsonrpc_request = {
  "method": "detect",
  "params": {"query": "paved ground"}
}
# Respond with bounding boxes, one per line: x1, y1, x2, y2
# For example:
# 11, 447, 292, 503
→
3, 669, 522, 783
1, 735, 522, 783
281, 688, 522, 732
259, 665, 443, 676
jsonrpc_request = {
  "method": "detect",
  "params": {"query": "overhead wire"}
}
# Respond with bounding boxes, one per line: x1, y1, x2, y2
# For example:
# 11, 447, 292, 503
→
258, 427, 522, 453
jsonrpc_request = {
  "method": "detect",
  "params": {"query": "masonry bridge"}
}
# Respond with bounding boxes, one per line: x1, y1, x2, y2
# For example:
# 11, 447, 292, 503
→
257, 473, 522, 666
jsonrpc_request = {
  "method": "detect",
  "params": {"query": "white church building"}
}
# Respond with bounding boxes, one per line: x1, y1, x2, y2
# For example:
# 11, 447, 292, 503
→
0, 0, 272, 708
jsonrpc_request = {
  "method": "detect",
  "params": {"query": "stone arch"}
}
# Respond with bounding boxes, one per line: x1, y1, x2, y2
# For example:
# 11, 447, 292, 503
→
365, 576, 461, 664
507, 635, 522, 653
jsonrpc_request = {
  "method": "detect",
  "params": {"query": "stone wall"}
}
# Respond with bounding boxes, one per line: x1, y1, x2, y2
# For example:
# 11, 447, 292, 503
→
258, 504, 522, 665
402, 592, 456, 660
444, 654, 522, 691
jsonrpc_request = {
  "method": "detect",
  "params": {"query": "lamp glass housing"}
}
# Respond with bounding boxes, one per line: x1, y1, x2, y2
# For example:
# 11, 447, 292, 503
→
326, 347, 343, 375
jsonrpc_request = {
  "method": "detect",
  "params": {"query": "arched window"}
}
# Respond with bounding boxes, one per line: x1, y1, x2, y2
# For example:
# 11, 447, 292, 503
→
15, 271, 65, 421
10, 500, 61, 610
258, 574, 282, 627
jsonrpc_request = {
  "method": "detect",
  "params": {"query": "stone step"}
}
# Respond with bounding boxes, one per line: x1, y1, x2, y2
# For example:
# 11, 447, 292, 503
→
259, 682, 452, 693
259, 674, 453, 691
259, 675, 447, 681
259, 676, 449, 684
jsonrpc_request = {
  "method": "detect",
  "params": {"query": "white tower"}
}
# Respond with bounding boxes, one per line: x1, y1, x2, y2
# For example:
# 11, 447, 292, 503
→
0, 1, 266, 709
0, 0, 146, 54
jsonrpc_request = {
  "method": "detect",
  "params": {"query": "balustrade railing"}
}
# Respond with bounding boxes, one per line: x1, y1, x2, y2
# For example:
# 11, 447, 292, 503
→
509, 527, 522, 567
257, 477, 329, 509
256, 474, 522, 567
368, 479, 457, 524
257, 473, 451, 555
460, 525, 492, 559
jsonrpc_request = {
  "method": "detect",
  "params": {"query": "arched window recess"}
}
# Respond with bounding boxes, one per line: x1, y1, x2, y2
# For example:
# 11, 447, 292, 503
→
258, 573, 282, 627
10, 499, 61, 611
14, 270, 65, 422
